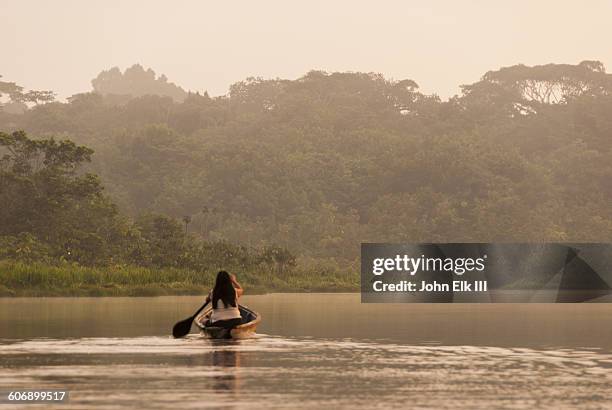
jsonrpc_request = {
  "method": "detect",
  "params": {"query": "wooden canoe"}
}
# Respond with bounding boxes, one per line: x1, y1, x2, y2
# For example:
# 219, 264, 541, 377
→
194, 304, 261, 339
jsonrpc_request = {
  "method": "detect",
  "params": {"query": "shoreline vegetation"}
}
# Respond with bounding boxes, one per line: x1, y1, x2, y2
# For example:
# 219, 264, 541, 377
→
0, 261, 359, 297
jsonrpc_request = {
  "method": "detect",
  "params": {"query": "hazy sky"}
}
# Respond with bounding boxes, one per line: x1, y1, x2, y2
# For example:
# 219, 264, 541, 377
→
4, 0, 612, 100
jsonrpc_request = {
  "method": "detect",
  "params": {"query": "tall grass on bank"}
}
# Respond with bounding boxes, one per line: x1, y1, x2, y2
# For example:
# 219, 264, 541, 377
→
0, 260, 359, 297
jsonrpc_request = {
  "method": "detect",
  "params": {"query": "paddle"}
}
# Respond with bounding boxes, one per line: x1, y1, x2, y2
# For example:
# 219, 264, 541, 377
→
172, 299, 210, 338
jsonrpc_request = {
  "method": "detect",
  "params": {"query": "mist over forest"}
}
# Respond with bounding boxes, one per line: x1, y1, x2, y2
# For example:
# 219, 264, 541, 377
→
1, 61, 612, 282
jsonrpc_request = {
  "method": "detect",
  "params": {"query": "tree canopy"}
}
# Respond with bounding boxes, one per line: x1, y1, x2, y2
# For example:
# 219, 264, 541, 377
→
91, 64, 188, 103
0, 76, 55, 114
1, 61, 611, 267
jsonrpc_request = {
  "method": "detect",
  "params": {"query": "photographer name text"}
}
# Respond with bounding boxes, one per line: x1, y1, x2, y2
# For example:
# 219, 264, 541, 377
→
372, 280, 488, 292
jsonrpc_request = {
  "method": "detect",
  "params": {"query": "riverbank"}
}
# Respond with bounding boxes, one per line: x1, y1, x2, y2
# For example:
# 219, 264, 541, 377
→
0, 261, 359, 297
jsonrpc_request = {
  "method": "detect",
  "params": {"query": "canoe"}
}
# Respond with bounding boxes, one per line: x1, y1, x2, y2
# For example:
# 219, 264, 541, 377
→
194, 304, 261, 339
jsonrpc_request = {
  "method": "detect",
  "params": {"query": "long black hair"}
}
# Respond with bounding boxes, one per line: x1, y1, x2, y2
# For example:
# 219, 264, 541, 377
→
212, 270, 237, 309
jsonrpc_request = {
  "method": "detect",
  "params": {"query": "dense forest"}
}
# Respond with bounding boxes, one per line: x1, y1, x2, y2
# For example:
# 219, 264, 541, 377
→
1, 61, 611, 294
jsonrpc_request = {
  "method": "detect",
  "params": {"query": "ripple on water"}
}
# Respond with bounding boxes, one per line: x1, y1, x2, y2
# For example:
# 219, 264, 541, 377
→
1, 336, 611, 409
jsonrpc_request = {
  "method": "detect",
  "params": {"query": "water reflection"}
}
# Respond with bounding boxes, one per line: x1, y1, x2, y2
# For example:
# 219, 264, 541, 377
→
0, 335, 611, 409
211, 340, 242, 394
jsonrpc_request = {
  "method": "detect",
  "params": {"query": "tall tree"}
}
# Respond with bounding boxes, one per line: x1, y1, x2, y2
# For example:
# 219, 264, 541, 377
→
91, 64, 188, 102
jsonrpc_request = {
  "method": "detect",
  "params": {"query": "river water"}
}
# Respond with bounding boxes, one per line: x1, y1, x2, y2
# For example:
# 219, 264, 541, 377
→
1, 294, 611, 409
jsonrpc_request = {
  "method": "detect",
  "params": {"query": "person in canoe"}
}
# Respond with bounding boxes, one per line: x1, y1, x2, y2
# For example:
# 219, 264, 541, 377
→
205, 270, 244, 329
